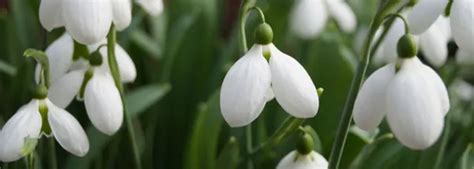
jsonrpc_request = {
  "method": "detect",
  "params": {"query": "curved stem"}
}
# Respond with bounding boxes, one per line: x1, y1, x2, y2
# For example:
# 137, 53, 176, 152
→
249, 7, 266, 23
107, 25, 143, 169
24, 49, 51, 88
328, 0, 404, 168
238, 0, 254, 53
384, 13, 410, 34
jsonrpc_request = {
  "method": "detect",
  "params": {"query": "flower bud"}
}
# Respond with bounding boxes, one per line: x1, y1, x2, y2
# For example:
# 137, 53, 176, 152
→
255, 23, 273, 45
296, 133, 314, 155
397, 34, 418, 58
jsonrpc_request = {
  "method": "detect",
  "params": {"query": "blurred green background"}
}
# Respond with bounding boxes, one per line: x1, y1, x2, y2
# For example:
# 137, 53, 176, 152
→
0, 0, 472, 169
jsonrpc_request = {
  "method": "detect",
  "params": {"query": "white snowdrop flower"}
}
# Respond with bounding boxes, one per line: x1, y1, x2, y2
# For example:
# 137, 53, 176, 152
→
220, 23, 319, 127
276, 151, 328, 169
48, 56, 124, 135
39, 0, 132, 44
455, 49, 474, 66
137, 0, 164, 16
35, 33, 137, 85
353, 34, 449, 149
407, 0, 474, 53
419, 17, 451, 67
289, 0, 356, 39
373, 17, 406, 65
0, 90, 89, 162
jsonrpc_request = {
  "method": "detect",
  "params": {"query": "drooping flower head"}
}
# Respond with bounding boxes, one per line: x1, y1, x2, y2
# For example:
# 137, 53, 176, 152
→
276, 132, 328, 169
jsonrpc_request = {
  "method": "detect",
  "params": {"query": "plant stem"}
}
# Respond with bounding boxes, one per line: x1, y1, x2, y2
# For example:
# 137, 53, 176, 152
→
107, 25, 143, 169
238, 0, 255, 53
328, 1, 402, 168
49, 138, 57, 169
27, 152, 35, 169
246, 125, 254, 169
251, 117, 305, 155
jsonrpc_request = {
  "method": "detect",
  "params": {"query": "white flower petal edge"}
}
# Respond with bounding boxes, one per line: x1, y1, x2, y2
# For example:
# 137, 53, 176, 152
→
111, 0, 132, 31
0, 100, 42, 162
137, 0, 164, 16
48, 70, 85, 109
47, 100, 89, 157
290, 0, 328, 39
386, 58, 444, 150
325, 0, 356, 33
380, 18, 406, 64
418, 63, 450, 115
62, 0, 113, 44
98, 44, 137, 83
407, 0, 448, 34
276, 151, 328, 169
220, 45, 271, 127
450, 0, 474, 54
35, 34, 74, 84
419, 23, 448, 67
269, 44, 319, 118
39, 0, 63, 31
84, 70, 123, 135
353, 63, 395, 131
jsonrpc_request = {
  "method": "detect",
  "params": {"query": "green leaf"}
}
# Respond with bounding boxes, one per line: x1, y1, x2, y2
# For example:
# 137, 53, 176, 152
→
216, 137, 240, 169
0, 60, 16, 76
460, 143, 474, 169
184, 91, 223, 169
130, 30, 162, 60
350, 134, 403, 169
126, 83, 172, 118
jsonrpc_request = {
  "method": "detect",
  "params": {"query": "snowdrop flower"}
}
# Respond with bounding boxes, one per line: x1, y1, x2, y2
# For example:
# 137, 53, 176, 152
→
276, 133, 328, 169
35, 33, 137, 85
220, 23, 319, 127
353, 34, 449, 149
456, 49, 474, 66
452, 79, 474, 101
137, 0, 164, 16
0, 86, 89, 162
39, 0, 132, 44
48, 51, 123, 135
289, 0, 356, 39
408, 0, 474, 53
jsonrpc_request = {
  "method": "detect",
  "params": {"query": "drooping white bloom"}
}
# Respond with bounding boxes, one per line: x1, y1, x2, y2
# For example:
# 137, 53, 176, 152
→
39, 0, 132, 44
373, 18, 406, 65
35, 33, 137, 85
0, 99, 89, 162
220, 44, 319, 127
276, 150, 328, 169
137, 0, 164, 16
289, 0, 356, 39
407, 0, 474, 53
353, 57, 449, 149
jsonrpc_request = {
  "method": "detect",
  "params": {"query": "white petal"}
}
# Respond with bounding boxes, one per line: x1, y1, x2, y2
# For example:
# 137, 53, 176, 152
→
290, 0, 328, 39
48, 70, 85, 108
47, 100, 89, 157
450, 0, 474, 54
407, 0, 448, 34
112, 0, 132, 30
276, 151, 328, 169
269, 44, 319, 118
418, 63, 450, 115
35, 34, 74, 84
420, 23, 448, 67
0, 100, 42, 162
353, 64, 396, 131
386, 57, 444, 149
98, 44, 137, 83
379, 18, 406, 64
62, 0, 113, 44
325, 0, 357, 33
219, 45, 271, 127
84, 71, 123, 135
39, 0, 63, 31
435, 17, 452, 40
455, 49, 474, 65
136, 0, 164, 16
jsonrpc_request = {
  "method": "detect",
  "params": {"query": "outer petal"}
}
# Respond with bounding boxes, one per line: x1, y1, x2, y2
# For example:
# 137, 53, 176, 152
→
84, 71, 123, 135
353, 64, 395, 131
418, 63, 450, 115
325, 0, 357, 33
379, 18, 406, 64
97, 44, 137, 83
136, 0, 164, 16
407, 0, 448, 34
419, 23, 448, 67
112, 0, 132, 30
47, 100, 89, 157
386, 57, 444, 149
290, 0, 328, 39
0, 100, 42, 162
450, 0, 474, 53
220, 45, 271, 127
39, 0, 63, 31
269, 44, 319, 118
48, 70, 85, 108
455, 49, 474, 65
276, 151, 328, 169
35, 34, 74, 83
62, 0, 113, 44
